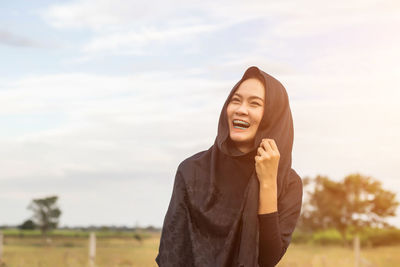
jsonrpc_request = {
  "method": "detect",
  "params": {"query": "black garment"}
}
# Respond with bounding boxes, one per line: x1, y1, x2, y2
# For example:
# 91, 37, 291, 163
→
259, 212, 283, 266
156, 66, 303, 266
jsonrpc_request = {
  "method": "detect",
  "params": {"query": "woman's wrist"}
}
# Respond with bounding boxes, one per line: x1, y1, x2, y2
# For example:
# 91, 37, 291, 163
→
259, 181, 277, 190
258, 185, 278, 214
258, 201, 277, 214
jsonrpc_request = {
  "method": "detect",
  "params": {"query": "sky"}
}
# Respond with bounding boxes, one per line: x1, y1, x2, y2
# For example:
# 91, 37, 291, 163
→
1, 0, 400, 228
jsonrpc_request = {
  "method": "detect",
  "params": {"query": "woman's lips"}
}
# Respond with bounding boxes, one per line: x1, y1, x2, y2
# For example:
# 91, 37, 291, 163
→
233, 125, 248, 130
232, 125, 249, 131
232, 119, 250, 130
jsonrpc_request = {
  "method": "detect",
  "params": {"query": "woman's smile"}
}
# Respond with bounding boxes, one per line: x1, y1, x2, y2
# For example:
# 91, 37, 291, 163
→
232, 119, 251, 130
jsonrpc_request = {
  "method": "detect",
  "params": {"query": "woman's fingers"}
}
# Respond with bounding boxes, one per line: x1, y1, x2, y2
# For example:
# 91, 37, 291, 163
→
261, 139, 273, 154
258, 138, 280, 160
256, 139, 279, 162
255, 147, 268, 163
257, 146, 268, 157
268, 139, 279, 152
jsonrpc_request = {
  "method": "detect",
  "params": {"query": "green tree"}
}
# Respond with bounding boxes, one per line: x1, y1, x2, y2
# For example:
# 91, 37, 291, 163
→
300, 173, 399, 242
19, 219, 36, 230
28, 195, 62, 235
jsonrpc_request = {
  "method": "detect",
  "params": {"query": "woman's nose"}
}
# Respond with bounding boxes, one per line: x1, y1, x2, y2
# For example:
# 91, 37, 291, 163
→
235, 103, 248, 115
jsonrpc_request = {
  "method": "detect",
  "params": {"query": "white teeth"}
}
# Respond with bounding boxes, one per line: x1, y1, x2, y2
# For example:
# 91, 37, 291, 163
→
233, 119, 250, 126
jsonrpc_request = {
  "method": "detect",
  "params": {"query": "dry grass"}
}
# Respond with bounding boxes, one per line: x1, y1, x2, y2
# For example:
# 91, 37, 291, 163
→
1, 233, 400, 267
1, 233, 159, 267
278, 243, 400, 267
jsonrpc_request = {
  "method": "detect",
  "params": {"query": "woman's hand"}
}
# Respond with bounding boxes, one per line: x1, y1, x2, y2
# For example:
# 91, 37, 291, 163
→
255, 138, 280, 187
255, 138, 280, 214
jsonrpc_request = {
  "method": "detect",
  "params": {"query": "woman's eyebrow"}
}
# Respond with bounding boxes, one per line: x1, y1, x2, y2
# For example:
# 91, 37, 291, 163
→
233, 93, 264, 101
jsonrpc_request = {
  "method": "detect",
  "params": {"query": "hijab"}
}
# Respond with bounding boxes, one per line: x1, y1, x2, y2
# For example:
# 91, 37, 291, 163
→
156, 66, 303, 267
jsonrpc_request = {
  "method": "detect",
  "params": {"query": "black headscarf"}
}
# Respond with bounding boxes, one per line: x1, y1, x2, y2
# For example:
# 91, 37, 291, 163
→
156, 66, 303, 267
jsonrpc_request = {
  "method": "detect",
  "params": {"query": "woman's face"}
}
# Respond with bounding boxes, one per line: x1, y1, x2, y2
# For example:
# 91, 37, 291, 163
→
226, 78, 265, 153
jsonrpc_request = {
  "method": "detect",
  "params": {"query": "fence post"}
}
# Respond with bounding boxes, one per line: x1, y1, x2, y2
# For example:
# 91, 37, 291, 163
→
0, 231, 3, 264
89, 232, 96, 267
354, 234, 360, 267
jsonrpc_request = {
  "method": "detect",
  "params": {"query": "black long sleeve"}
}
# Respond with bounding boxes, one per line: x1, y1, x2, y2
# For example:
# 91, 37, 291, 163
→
258, 212, 285, 267
257, 170, 303, 267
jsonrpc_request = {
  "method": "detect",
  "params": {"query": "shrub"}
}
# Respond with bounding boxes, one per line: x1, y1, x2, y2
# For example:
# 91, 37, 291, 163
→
291, 229, 312, 244
311, 229, 344, 245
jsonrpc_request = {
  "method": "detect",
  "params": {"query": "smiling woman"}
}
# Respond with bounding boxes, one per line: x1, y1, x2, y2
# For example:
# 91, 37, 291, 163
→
156, 66, 303, 267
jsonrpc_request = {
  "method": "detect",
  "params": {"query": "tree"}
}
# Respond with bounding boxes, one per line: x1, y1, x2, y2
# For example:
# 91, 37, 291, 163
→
19, 219, 36, 230
28, 195, 62, 235
300, 173, 399, 242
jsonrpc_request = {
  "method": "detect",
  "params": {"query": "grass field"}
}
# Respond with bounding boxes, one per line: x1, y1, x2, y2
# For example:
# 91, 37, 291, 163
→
1, 232, 400, 267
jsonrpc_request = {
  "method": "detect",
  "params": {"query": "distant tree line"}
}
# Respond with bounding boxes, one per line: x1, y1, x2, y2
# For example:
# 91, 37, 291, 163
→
14, 174, 397, 244
10, 195, 161, 233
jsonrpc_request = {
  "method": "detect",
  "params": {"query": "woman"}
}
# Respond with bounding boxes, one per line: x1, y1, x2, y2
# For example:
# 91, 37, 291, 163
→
156, 66, 303, 267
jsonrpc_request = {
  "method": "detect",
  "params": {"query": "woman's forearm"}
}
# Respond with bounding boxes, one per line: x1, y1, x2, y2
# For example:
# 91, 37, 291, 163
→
258, 177, 278, 214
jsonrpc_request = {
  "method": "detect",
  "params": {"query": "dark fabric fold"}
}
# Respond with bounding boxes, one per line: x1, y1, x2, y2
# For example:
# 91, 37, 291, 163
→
156, 66, 303, 267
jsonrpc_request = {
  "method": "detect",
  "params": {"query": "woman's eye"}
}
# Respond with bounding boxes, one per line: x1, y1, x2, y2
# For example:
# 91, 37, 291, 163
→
251, 102, 261, 106
231, 98, 240, 102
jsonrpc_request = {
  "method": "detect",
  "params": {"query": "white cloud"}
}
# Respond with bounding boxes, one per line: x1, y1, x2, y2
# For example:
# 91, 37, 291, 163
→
81, 22, 233, 55
0, 72, 228, 114
42, 0, 400, 32
40, 0, 400, 62
0, 71, 229, 181
0, 29, 40, 47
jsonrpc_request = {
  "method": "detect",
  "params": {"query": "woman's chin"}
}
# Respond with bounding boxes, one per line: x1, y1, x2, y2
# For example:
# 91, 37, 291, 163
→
229, 133, 254, 145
